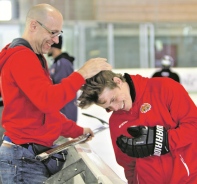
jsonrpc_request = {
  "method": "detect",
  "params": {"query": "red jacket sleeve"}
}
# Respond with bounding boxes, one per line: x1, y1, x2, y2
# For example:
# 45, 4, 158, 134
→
60, 113, 83, 138
8, 49, 84, 113
164, 81, 197, 151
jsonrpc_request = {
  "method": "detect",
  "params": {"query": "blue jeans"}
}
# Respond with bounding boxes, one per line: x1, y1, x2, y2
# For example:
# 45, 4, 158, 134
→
0, 143, 49, 184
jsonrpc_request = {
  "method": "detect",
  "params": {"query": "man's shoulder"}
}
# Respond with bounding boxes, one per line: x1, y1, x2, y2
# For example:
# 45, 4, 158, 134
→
9, 38, 33, 51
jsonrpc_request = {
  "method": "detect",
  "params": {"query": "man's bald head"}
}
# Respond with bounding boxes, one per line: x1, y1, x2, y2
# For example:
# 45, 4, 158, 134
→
26, 4, 63, 24
22, 4, 63, 54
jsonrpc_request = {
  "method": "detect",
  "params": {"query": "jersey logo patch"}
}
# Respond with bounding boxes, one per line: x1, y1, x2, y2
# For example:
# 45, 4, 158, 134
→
140, 103, 151, 113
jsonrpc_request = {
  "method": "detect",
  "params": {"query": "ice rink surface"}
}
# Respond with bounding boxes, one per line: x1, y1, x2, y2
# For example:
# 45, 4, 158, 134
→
77, 93, 197, 183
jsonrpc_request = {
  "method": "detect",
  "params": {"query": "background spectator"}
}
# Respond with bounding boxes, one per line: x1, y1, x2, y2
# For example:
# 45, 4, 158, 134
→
152, 55, 180, 83
48, 35, 77, 122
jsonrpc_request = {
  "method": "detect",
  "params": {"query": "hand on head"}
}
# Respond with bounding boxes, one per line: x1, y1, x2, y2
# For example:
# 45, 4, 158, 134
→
77, 58, 112, 79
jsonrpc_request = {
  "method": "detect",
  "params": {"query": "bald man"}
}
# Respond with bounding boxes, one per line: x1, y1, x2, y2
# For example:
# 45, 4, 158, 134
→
0, 4, 111, 183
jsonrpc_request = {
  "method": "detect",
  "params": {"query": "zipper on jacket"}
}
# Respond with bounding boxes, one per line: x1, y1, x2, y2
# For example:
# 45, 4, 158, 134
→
180, 154, 190, 176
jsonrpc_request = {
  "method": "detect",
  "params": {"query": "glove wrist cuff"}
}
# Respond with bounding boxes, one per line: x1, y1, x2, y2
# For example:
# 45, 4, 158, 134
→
153, 125, 169, 156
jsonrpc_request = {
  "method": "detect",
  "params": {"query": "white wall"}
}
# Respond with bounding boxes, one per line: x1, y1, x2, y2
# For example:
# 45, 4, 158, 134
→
0, 24, 21, 49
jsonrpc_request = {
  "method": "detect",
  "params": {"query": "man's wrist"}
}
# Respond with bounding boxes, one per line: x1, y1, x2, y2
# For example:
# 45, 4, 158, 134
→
77, 69, 87, 80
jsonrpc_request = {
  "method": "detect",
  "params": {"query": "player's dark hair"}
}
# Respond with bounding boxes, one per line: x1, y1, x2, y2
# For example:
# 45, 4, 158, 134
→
78, 70, 125, 109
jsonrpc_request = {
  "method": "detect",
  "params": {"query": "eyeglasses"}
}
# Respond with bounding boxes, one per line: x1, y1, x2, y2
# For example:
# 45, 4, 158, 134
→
36, 20, 63, 38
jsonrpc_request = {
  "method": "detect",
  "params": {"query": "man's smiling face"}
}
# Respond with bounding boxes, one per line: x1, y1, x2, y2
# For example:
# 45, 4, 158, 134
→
98, 77, 132, 112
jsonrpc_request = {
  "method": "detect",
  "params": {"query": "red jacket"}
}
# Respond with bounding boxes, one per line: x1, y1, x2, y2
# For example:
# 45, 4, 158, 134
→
109, 74, 197, 184
0, 44, 84, 146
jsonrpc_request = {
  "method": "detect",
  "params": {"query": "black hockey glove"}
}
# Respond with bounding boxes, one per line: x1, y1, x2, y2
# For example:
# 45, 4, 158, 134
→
116, 125, 169, 158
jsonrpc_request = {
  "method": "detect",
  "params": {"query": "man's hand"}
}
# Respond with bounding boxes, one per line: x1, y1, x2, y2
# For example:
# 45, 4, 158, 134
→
116, 125, 169, 158
77, 58, 112, 79
83, 128, 94, 141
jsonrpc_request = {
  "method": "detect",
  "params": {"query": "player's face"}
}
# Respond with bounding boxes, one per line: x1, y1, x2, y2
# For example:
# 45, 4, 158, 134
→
98, 77, 132, 111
